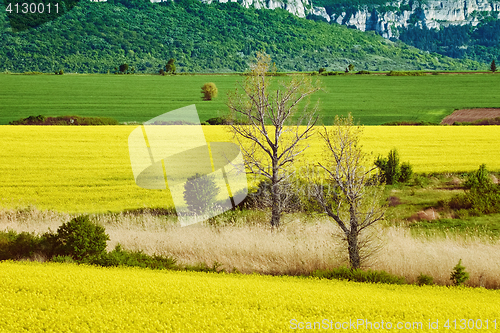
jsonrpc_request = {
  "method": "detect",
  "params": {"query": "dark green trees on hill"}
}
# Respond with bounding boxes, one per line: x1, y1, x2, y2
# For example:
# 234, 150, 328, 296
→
0, 0, 483, 73
399, 21, 500, 66
165, 58, 176, 74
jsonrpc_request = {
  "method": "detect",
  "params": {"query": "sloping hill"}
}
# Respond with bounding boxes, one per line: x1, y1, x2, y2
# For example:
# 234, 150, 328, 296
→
0, 0, 483, 73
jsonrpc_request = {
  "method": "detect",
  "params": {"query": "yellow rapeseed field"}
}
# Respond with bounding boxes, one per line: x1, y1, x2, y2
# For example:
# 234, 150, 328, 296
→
1, 125, 499, 213
1, 261, 499, 332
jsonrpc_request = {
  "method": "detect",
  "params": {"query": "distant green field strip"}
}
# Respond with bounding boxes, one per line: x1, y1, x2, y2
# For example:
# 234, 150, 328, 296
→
1, 74, 500, 125
1, 261, 499, 332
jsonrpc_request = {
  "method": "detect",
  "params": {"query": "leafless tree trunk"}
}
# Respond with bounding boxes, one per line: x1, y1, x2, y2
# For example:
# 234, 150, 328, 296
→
312, 114, 385, 269
227, 52, 320, 228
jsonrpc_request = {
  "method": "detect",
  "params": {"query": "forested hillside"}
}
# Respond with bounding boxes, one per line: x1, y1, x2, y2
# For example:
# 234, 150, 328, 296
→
0, 0, 483, 73
399, 20, 500, 63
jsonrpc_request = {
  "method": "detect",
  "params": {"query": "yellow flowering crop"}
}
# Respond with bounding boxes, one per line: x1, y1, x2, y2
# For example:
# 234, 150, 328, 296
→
0, 261, 499, 332
0, 125, 499, 213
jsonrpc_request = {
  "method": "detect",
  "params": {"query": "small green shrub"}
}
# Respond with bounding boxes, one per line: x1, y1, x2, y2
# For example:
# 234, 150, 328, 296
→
375, 149, 414, 185
51, 255, 75, 263
206, 116, 229, 125
53, 215, 109, 261
205, 115, 249, 125
412, 174, 430, 187
464, 164, 492, 189
447, 165, 500, 216
450, 259, 469, 286
311, 266, 406, 285
399, 161, 413, 183
0, 230, 19, 260
375, 149, 400, 185
416, 273, 434, 286
454, 209, 470, 220
8, 231, 42, 259
93, 244, 177, 270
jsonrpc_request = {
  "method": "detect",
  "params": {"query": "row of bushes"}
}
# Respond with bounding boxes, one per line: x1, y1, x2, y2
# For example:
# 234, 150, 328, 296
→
386, 71, 428, 76
0, 216, 224, 273
312, 259, 470, 286
201, 116, 249, 125
453, 117, 500, 126
317, 70, 371, 76
381, 121, 438, 126
9, 115, 119, 125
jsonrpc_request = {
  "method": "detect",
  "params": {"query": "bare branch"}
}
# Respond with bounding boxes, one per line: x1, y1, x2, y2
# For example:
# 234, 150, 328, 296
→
227, 52, 320, 228
311, 114, 386, 269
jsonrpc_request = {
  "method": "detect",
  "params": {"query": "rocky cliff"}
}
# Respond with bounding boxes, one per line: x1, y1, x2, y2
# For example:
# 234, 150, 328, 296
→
191, 0, 500, 38
330, 0, 500, 38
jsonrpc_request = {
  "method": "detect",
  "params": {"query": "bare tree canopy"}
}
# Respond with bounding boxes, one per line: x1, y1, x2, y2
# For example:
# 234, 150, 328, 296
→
312, 114, 385, 269
227, 52, 320, 228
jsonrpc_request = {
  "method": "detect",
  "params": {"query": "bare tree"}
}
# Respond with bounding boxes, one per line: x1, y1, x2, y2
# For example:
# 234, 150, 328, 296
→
312, 114, 385, 269
227, 52, 320, 228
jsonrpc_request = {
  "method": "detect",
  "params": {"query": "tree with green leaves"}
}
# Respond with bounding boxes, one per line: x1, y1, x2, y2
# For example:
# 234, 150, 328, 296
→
53, 215, 109, 261
183, 173, 219, 215
450, 259, 469, 286
119, 63, 129, 74
166, 58, 176, 74
201, 82, 218, 100
375, 149, 413, 185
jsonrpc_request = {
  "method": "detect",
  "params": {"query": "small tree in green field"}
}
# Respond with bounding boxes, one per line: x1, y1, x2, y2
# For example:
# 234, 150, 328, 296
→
201, 82, 218, 101
491, 59, 497, 73
119, 63, 129, 74
165, 58, 176, 74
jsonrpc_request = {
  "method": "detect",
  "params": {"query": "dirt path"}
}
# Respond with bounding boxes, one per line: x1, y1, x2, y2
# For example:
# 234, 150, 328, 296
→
441, 108, 500, 125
